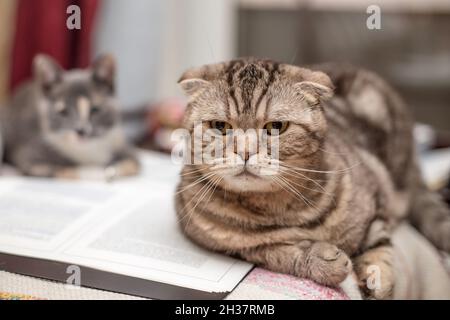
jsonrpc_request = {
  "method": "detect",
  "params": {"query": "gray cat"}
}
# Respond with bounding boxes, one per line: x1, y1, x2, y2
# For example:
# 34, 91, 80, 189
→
0, 54, 139, 180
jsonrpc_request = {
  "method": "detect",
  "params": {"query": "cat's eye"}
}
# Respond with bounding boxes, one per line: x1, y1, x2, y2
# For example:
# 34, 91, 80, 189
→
210, 120, 232, 135
264, 121, 289, 135
91, 106, 100, 115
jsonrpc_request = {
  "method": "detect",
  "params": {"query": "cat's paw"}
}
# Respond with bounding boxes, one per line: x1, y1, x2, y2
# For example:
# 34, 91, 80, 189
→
55, 167, 107, 181
54, 168, 79, 180
303, 242, 352, 287
357, 264, 395, 300
354, 247, 395, 300
112, 158, 140, 178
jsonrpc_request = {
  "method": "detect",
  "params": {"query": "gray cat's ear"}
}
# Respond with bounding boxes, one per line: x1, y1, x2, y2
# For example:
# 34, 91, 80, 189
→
92, 54, 115, 92
33, 54, 62, 91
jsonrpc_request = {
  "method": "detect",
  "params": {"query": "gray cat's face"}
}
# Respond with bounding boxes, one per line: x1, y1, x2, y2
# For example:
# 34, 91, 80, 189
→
179, 59, 333, 192
34, 54, 120, 140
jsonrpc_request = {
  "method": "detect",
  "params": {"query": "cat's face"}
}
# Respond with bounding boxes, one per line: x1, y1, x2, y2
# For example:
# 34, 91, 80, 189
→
179, 59, 333, 192
33, 54, 120, 142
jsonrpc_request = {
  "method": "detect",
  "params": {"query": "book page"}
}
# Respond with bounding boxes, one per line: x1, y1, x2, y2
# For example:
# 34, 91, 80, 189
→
0, 151, 253, 293
60, 182, 252, 293
0, 178, 120, 252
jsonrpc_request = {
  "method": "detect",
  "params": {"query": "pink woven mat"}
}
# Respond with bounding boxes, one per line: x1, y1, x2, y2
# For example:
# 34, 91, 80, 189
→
234, 268, 348, 300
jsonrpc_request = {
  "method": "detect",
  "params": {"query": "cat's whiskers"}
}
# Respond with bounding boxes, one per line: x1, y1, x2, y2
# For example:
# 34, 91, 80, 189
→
179, 167, 207, 177
277, 175, 321, 214
317, 146, 352, 156
270, 175, 321, 217
270, 176, 318, 214
175, 171, 216, 194
279, 161, 361, 175
177, 173, 218, 223
196, 175, 224, 222
279, 176, 318, 210
278, 166, 333, 197
278, 169, 328, 182
278, 168, 335, 199
185, 175, 223, 229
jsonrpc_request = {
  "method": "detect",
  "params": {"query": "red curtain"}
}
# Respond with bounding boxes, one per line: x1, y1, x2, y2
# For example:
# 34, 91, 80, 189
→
9, 0, 100, 90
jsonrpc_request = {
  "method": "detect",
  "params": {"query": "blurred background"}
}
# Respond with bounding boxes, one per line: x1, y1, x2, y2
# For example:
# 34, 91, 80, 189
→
0, 0, 449, 151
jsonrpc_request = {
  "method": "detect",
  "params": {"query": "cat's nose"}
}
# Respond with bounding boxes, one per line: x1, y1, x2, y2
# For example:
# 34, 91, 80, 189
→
244, 151, 250, 162
233, 133, 258, 162
242, 150, 257, 163
75, 128, 88, 137
237, 148, 257, 163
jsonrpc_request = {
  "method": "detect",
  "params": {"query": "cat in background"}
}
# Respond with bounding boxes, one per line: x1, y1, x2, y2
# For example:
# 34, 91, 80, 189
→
0, 54, 139, 180
175, 58, 450, 299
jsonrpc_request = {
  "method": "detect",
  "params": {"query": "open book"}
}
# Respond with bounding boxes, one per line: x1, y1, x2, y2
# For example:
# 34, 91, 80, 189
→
0, 151, 253, 299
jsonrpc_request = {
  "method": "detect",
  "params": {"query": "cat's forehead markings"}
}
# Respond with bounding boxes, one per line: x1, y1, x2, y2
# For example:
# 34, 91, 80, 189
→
77, 97, 90, 121
64, 70, 89, 82
227, 95, 239, 119
255, 93, 268, 121
226, 61, 279, 119
54, 100, 65, 112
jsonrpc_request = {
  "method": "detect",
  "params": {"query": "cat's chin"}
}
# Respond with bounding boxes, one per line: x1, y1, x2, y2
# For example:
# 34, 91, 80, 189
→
221, 173, 276, 193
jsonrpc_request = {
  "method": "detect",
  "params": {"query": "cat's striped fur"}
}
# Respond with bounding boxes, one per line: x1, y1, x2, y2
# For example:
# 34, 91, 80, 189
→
175, 59, 450, 299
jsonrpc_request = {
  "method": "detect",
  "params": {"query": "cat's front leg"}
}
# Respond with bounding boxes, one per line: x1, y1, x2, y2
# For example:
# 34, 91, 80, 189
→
353, 219, 395, 299
241, 241, 352, 287
54, 161, 139, 181
107, 148, 140, 179
353, 243, 395, 300
54, 166, 108, 180
54, 149, 140, 181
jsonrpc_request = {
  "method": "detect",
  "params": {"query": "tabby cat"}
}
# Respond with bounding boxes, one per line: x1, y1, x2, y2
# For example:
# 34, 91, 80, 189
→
175, 58, 450, 299
1, 54, 139, 180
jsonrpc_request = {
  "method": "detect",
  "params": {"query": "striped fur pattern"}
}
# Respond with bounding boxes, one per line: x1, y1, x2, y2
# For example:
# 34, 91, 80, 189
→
175, 59, 450, 299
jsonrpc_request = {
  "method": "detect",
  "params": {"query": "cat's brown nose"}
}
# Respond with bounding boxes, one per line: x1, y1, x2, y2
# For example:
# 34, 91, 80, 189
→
242, 149, 258, 162
76, 128, 88, 137
233, 133, 258, 162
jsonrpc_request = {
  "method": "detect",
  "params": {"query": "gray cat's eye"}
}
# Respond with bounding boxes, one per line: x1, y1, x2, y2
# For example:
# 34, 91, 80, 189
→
91, 106, 101, 115
264, 121, 289, 135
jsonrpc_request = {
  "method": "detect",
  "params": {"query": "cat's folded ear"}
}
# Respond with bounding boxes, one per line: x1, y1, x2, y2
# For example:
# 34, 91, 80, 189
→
33, 54, 62, 91
178, 67, 211, 97
92, 54, 115, 93
284, 65, 334, 104
294, 80, 333, 105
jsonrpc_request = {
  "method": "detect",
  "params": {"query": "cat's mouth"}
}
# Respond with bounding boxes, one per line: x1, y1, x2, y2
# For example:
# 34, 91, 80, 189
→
234, 168, 259, 179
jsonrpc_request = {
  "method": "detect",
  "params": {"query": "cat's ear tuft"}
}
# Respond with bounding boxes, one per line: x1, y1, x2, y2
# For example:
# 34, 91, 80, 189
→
283, 65, 334, 104
294, 80, 334, 104
92, 54, 115, 92
178, 78, 210, 96
178, 66, 212, 97
33, 54, 62, 91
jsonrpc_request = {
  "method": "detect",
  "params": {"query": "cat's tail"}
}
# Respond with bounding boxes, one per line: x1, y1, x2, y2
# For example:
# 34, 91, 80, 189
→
409, 182, 450, 252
